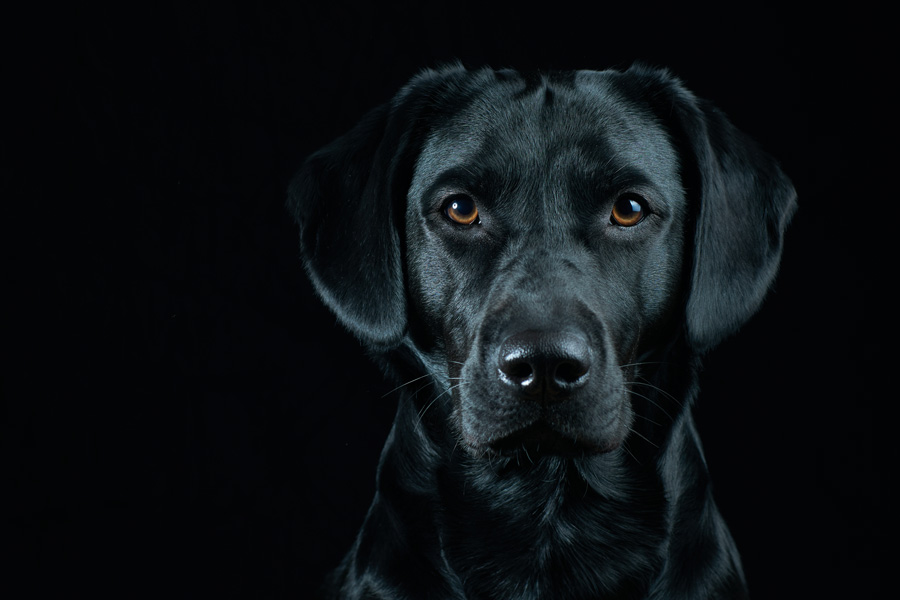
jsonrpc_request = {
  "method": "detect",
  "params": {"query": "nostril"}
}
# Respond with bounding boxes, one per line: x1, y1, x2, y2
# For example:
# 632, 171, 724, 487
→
554, 358, 590, 386
498, 353, 536, 386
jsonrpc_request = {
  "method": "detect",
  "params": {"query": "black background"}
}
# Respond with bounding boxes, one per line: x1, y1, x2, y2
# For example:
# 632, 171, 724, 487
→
5, 3, 891, 598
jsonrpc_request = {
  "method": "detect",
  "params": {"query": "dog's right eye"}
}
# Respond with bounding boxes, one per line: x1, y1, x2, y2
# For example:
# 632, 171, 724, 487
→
442, 194, 480, 226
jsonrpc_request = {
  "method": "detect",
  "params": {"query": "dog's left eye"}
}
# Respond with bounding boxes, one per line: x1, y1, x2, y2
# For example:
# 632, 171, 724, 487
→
610, 194, 646, 227
442, 194, 480, 226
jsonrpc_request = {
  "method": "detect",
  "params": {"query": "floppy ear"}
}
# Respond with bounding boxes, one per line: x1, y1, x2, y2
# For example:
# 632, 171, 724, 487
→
679, 95, 797, 352
668, 88, 797, 352
287, 66, 467, 348
621, 65, 797, 353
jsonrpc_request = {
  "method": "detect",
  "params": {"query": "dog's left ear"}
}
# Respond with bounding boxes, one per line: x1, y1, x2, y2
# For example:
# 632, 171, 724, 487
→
624, 66, 797, 353
682, 97, 797, 353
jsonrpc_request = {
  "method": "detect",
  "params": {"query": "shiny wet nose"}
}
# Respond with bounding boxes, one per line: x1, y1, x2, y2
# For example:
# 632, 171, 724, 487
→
497, 330, 591, 401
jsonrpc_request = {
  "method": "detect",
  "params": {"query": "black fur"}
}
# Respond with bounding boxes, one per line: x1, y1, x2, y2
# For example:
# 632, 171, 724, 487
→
288, 64, 796, 599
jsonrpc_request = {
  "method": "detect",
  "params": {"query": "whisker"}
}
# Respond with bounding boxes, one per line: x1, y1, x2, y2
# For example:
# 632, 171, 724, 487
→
631, 412, 663, 427
417, 382, 462, 422
411, 380, 438, 401
619, 360, 670, 369
381, 373, 435, 398
621, 440, 641, 466
626, 389, 675, 422
628, 427, 659, 449
416, 397, 439, 422
630, 378, 683, 407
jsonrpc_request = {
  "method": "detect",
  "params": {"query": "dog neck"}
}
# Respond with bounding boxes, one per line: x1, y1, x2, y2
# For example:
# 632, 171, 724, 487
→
383, 394, 669, 597
329, 351, 746, 599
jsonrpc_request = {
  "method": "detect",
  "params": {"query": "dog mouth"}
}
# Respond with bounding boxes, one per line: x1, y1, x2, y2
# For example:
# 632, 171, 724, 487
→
483, 421, 612, 458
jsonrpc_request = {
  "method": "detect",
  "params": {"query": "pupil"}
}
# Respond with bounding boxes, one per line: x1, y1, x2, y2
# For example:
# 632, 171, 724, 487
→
619, 198, 639, 216
452, 197, 473, 215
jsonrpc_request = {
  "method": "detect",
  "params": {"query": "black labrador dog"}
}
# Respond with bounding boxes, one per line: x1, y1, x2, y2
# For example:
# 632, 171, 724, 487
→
289, 64, 795, 600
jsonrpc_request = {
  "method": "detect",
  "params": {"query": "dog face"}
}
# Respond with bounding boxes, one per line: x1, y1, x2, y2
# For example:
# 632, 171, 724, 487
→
290, 64, 795, 598
289, 63, 796, 460
404, 71, 689, 456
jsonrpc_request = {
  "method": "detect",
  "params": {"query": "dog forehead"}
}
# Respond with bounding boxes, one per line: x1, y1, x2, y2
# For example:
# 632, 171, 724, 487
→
411, 70, 678, 189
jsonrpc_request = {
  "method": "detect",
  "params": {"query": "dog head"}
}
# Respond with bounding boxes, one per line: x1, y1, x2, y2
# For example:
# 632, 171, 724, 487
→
288, 64, 795, 458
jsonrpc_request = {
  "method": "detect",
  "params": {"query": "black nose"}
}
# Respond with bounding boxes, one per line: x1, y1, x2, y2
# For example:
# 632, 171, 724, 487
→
497, 330, 591, 400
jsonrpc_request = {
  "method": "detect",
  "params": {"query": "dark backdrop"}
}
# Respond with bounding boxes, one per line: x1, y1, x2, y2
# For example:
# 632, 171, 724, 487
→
5, 3, 890, 598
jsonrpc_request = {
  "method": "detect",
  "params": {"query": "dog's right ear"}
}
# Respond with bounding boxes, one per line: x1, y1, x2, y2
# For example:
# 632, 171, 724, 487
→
287, 66, 468, 348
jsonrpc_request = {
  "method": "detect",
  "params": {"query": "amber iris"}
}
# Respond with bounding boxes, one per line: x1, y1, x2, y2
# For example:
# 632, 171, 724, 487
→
444, 194, 479, 225
611, 195, 645, 227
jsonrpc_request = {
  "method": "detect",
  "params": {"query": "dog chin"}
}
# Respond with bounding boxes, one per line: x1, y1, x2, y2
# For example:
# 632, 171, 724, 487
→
465, 421, 621, 460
